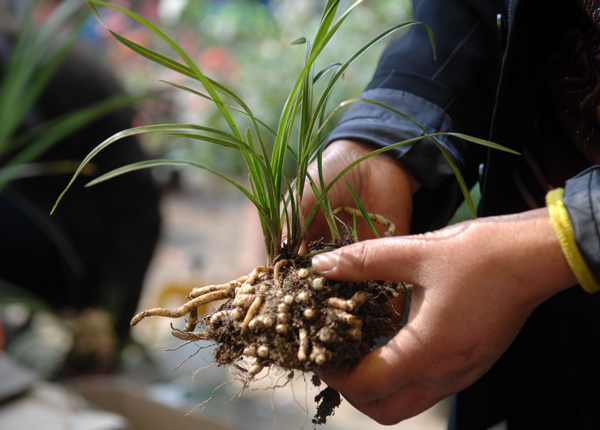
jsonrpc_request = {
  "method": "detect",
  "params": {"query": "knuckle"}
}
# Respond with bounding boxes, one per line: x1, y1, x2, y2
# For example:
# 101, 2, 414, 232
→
344, 242, 370, 273
341, 382, 372, 404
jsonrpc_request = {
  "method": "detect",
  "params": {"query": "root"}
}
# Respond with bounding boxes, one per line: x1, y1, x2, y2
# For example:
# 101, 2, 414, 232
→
297, 328, 309, 362
326, 291, 368, 312
189, 280, 242, 298
273, 259, 290, 287
183, 306, 198, 332
241, 295, 264, 331
245, 266, 272, 286
131, 289, 234, 326
166, 341, 194, 352
187, 380, 234, 416
333, 206, 396, 237
171, 330, 208, 341
173, 345, 203, 370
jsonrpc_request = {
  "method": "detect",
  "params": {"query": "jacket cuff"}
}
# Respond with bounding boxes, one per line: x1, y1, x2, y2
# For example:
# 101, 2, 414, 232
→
325, 88, 468, 187
546, 187, 600, 293
562, 166, 600, 288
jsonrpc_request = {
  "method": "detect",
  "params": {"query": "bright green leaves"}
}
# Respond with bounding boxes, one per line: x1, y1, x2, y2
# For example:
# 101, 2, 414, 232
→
53, 1, 518, 264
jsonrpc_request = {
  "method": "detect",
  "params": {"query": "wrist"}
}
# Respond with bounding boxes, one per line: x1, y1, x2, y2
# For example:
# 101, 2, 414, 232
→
464, 209, 577, 308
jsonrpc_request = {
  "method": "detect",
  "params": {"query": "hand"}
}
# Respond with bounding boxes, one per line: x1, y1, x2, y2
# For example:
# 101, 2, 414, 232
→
312, 208, 577, 425
292, 139, 420, 246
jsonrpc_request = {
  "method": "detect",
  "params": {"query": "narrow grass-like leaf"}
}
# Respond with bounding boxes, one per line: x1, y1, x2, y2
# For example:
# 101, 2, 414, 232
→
0, 161, 96, 183
272, 0, 363, 209
0, 0, 85, 150
86, 159, 265, 215
164, 133, 267, 164
87, 0, 242, 140
314, 62, 342, 84
57, 0, 515, 265
51, 124, 240, 214
160, 80, 276, 136
305, 21, 431, 160
7, 94, 145, 166
346, 181, 380, 238
313, 0, 340, 49
104, 30, 261, 135
343, 98, 518, 216
444, 132, 520, 154
305, 127, 515, 228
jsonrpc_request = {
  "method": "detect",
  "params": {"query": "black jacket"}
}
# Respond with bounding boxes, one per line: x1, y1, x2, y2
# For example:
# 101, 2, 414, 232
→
328, 0, 600, 428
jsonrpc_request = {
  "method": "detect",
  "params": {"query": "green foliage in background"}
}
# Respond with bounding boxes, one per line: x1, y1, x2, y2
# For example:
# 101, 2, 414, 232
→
0, 0, 144, 191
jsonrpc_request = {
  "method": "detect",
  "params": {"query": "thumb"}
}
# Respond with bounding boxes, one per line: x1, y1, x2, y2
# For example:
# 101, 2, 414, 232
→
311, 237, 423, 282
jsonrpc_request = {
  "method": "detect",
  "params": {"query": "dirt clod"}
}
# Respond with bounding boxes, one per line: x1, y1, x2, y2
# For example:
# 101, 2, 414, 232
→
313, 387, 342, 426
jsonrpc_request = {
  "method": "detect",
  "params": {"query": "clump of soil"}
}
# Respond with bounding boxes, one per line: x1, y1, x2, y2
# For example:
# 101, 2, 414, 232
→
131, 240, 409, 424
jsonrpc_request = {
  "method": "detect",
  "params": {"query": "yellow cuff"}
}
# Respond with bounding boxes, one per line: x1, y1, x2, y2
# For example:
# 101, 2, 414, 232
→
546, 188, 600, 293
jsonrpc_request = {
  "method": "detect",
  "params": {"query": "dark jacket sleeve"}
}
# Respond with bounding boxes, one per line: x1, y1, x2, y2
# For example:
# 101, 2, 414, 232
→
563, 166, 600, 283
327, 0, 504, 231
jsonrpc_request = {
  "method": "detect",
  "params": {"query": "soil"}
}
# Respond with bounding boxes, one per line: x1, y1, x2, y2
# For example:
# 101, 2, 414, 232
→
131, 239, 409, 424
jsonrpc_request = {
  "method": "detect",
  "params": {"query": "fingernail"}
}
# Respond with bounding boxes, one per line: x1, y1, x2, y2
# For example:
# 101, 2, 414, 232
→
312, 252, 339, 274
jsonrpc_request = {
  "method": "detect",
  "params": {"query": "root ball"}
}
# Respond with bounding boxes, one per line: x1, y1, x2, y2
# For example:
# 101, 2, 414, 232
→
131, 242, 407, 425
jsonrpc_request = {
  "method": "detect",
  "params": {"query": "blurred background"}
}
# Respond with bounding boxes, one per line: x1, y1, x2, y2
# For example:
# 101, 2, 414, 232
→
0, 1, 453, 429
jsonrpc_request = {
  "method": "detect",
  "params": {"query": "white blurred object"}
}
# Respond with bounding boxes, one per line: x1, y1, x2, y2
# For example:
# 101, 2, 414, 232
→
158, 0, 190, 26
0, 355, 130, 430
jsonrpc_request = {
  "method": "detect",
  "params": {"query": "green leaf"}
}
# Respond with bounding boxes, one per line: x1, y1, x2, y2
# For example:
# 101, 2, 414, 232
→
51, 124, 239, 215
305, 20, 432, 160
0, 161, 96, 183
314, 62, 342, 84
305, 128, 514, 228
86, 159, 265, 215
6, 94, 145, 166
0, 0, 86, 151
87, 0, 243, 140
160, 80, 276, 136
346, 181, 380, 238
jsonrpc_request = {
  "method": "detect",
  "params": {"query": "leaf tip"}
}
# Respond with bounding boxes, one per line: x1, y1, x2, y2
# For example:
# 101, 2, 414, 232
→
291, 37, 307, 45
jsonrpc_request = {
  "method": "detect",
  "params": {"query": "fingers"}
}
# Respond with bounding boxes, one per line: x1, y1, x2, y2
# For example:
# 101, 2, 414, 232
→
316, 326, 450, 425
319, 328, 417, 399
311, 236, 424, 283
342, 383, 447, 425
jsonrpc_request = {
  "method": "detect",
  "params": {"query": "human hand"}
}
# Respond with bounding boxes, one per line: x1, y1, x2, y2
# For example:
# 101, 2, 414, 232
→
312, 208, 577, 425
293, 139, 420, 246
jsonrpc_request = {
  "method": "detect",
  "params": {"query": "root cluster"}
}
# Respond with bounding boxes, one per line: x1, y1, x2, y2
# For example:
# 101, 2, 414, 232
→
131, 240, 411, 424
132, 252, 409, 372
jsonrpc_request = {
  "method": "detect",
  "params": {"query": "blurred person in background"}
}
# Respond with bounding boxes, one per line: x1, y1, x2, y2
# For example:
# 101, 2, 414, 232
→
0, 3, 161, 374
